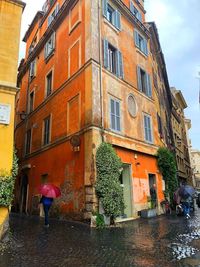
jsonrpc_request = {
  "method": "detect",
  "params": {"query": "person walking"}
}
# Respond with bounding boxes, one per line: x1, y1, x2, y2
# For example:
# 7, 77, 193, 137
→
150, 183, 157, 208
40, 195, 53, 227
180, 195, 191, 219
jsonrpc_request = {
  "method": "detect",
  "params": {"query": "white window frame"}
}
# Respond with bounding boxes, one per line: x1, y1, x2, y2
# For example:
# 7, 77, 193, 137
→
42, 115, 52, 146
45, 69, 54, 98
47, 3, 60, 27
29, 59, 36, 79
44, 32, 55, 59
102, 0, 121, 30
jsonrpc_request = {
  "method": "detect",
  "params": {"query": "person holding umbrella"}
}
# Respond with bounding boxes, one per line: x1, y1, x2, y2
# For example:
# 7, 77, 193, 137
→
179, 184, 195, 219
39, 183, 61, 227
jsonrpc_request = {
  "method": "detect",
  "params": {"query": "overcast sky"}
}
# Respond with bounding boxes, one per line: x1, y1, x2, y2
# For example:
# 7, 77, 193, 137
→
19, 0, 200, 150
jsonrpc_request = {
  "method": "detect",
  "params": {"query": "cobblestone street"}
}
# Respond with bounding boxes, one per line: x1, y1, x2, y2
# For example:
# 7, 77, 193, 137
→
1, 211, 200, 267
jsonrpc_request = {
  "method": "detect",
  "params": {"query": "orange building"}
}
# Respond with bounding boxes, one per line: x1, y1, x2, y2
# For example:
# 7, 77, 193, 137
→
15, 0, 173, 220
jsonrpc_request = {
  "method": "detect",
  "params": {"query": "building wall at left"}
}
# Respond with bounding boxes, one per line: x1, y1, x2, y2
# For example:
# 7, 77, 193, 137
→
0, 0, 25, 173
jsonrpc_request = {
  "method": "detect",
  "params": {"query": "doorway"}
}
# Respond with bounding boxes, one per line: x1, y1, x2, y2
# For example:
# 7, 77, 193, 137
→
120, 164, 132, 218
148, 173, 156, 192
19, 174, 29, 214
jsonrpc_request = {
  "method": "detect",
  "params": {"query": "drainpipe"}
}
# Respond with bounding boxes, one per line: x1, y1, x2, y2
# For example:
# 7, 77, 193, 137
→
98, 0, 104, 142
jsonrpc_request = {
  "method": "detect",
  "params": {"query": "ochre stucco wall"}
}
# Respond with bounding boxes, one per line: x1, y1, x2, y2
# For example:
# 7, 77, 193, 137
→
0, 0, 23, 87
0, 0, 25, 173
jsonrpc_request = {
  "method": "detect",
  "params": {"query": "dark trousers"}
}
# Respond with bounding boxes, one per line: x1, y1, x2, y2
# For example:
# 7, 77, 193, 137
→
43, 204, 51, 225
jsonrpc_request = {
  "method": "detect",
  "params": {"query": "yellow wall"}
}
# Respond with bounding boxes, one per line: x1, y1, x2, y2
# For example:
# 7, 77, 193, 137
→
0, 0, 25, 174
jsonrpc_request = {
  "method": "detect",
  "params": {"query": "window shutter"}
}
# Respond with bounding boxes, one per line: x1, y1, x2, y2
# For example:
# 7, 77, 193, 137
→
102, 0, 107, 17
130, 1, 135, 14
137, 66, 142, 91
146, 74, 152, 97
55, 3, 59, 15
114, 10, 121, 30
144, 39, 148, 55
136, 10, 142, 22
52, 32, 56, 49
134, 30, 139, 47
47, 15, 52, 27
116, 50, 124, 79
144, 116, 148, 141
44, 43, 48, 59
103, 39, 109, 69
115, 101, 121, 131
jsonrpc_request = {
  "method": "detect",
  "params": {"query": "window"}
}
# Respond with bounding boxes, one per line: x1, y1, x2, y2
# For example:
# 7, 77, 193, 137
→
29, 91, 34, 113
103, 39, 124, 78
137, 66, 152, 97
29, 36, 37, 55
157, 113, 163, 138
152, 69, 158, 89
46, 71, 53, 97
43, 116, 51, 146
29, 59, 36, 78
25, 129, 32, 155
110, 98, 121, 132
134, 30, 148, 55
130, 1, 142, 22
44, 32, 55, 59
47, 3, 59, 27
102, 0, 121, 30
144, 114, 153, 143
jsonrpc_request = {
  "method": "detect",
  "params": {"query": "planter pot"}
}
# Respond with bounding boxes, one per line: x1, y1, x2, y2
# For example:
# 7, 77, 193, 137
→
90, 215, 97, 227
140, 208, 157, 218
103, 215, 110, 225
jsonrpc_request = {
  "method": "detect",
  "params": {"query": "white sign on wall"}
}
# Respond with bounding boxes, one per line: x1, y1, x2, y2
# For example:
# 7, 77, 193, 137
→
0, 104, 11, 125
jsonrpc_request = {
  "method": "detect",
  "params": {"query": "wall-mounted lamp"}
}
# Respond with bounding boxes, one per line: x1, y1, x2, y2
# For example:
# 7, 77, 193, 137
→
17, 111, 27, 121
135, 162, 140, 166
70, 134, 81, 152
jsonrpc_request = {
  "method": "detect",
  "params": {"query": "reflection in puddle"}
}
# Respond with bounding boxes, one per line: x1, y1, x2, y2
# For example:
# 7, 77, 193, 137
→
170, 230, 200, 260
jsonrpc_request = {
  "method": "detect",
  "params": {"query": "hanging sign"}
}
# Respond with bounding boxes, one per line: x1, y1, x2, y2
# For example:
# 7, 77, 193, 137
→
0, 104, 11, 125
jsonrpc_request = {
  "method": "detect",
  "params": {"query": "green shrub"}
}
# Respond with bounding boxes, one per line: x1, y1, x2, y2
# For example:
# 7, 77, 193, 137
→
0, 149, 18, 207
95, 143, 125, 223
156, 147, 178, 202
96, 213, 105, 228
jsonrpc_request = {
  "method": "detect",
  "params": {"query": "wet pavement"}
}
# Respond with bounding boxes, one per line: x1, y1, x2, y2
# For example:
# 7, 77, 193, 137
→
1, 211, 200, 267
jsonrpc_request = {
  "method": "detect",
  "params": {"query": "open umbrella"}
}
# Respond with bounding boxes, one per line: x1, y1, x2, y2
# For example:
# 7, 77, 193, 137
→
178, 185, 195, 198
39, 183, 61, 198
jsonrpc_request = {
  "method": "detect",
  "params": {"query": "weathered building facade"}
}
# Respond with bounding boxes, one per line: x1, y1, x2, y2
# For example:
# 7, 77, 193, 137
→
171, 88, 192, 185
15, 0, 176, 220
0, 0, 25, 173
191, 149, 200, 189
